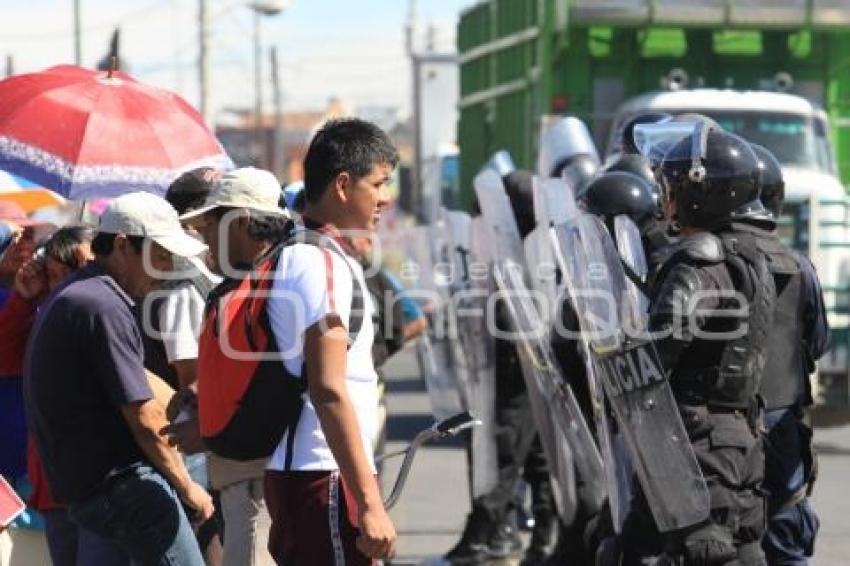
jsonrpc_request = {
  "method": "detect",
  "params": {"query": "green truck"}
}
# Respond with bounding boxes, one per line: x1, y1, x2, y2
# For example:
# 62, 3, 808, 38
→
456, 0, 850, 405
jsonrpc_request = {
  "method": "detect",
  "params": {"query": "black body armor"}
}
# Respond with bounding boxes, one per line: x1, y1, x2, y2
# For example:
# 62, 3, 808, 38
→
650, 230, 776, 410
731, 222, 806, 410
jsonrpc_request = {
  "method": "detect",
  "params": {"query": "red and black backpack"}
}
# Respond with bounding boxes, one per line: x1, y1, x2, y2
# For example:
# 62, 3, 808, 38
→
197, 230, 363, 462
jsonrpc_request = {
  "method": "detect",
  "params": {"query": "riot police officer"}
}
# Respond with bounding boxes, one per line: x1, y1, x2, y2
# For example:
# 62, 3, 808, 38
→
746, 143, 827, 565
630, 122, 774, 565
548, 170, 664, 564
445, 168, 558, 565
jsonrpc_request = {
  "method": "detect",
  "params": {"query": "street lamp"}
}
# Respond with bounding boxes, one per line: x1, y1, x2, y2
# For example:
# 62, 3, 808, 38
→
248, 1, 290, 168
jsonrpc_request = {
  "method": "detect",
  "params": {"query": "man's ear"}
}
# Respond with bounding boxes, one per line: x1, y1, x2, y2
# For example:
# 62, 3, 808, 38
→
332, 171, 351, 202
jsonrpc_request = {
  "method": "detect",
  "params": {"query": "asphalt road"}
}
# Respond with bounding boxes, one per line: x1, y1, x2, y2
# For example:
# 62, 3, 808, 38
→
381, 344, 850, 565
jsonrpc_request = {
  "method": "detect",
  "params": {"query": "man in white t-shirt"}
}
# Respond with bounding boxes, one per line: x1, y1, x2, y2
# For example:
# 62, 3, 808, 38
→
264, 118, 398, 565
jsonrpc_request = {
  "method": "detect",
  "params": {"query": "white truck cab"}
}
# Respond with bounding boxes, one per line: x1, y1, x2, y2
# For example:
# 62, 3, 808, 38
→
610, 90, 850, 405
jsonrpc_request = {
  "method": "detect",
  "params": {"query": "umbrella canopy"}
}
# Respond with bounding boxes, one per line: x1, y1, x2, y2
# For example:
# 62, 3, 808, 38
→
0, 169, 65, 213
0, 65, 232, 199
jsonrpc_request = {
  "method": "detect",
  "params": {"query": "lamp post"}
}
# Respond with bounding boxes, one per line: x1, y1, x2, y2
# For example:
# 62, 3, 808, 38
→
248, 1, 290, 169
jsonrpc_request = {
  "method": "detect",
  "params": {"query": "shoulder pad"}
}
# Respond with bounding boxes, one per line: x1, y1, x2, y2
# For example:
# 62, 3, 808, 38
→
754, 235, 799, 275
661, 232, 724, 265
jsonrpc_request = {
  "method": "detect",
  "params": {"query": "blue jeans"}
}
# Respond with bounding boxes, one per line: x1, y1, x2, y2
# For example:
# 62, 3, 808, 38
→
68, 464, 204, 566
43, 508, 130, 566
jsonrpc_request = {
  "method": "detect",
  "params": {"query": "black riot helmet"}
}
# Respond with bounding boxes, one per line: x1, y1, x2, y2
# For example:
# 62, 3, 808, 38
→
750, 143, 785, 218
603, 153, 661, 207
621, 112, 672, 154
579, 171, 658, 226
559, 153, 599, 195
648, 122, 764, 229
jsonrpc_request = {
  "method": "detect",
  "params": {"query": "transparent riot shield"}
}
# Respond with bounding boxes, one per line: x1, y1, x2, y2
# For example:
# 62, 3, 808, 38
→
525, 177, 579, 305
405, 224, 464, 421
554, 214, 710, 532
473, 169, 525, 264
415, 334, 464, 421
493, 260, 608, 521
614, 214, 650, 325
474, 169, 581, 522
431, 205, 500, 498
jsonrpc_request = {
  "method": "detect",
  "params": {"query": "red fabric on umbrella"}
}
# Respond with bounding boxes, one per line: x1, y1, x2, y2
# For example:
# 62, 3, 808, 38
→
0, 65, 232, 199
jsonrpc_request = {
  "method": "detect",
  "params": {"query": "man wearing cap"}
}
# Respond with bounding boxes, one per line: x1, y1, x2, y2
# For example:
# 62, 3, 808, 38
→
174, 166, 289, 566
24, 192, 214, 565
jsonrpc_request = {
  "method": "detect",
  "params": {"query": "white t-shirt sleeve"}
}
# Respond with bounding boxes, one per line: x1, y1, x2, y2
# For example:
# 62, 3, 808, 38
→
159, 284, 206, 363
268, 244, 355, 376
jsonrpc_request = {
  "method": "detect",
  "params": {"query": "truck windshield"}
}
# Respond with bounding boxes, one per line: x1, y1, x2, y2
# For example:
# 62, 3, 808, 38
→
611, 110, 835, 175
706, 111, 835, 174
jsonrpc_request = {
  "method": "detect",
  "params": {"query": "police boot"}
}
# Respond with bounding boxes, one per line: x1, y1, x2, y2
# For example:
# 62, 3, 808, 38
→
444, 504, 497, 565
520, 510, 558, 565
487, 508, 523, 559
543, 521, 591, 565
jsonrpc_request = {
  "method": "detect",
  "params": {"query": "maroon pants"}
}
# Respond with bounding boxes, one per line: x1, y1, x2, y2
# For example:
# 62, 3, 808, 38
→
264, 470, 376, 566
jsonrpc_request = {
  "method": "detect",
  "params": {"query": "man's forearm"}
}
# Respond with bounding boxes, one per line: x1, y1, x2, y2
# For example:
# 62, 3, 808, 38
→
124, 400, 193, 495
313, 389, 382, 509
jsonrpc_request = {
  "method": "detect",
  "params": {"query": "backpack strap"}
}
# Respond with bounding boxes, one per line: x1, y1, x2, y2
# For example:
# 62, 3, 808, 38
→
279, 229, 365, 347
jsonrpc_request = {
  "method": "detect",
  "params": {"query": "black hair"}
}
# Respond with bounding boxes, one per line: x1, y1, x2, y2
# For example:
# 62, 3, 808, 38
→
209, 207, 290, 244
166, 167, 217, 215
44, 225, 95, 268
303, 118, 398, 205
91, 232, 145, 256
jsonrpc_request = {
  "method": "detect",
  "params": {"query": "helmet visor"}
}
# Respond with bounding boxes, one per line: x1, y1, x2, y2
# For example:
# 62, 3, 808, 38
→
632, 121, 709, 164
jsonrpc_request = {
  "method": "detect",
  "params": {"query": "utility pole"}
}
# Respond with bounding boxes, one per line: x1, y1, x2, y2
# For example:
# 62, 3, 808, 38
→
406, 0, 421, 217
253, 10, 264, 167
407, 0, 458, 222
270, 46, 285, 181
74, 0, 82, 65
249, 1, 291, 168
199, 0, 212, 126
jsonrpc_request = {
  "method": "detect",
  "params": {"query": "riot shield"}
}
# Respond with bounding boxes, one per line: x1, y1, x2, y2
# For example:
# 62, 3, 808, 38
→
493, 261, 608, 521
473, 169, 525, 264
405, 225, 465, 420
550, 237, 632, 532
485, 150, 517, 178
538, 116, 600, 178
526, 177, 579, 305
474, 170, 582, 522
415, 334, 464, 421
442, 208, 499, 498
614, 214, 650, 327
554, 214, 710, 532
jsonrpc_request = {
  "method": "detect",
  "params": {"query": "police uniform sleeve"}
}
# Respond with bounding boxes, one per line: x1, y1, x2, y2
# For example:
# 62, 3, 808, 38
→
648, 262, 716, 372
797, 253, 830, 361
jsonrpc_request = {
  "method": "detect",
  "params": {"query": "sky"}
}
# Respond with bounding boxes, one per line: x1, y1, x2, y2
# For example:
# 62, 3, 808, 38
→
0, 0, 478, 120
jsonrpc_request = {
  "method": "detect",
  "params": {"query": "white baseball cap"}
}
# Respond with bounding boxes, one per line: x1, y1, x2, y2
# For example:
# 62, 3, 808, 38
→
180, 167, 288, 221
98, 192, 208, 258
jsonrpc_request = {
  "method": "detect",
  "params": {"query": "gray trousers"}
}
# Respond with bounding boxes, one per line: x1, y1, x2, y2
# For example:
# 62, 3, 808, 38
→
220, 478, 274, 566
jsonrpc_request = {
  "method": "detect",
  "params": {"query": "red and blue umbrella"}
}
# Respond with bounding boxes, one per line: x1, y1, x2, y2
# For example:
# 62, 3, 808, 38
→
0, 170, 65, 213
0, 65, 232, 199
